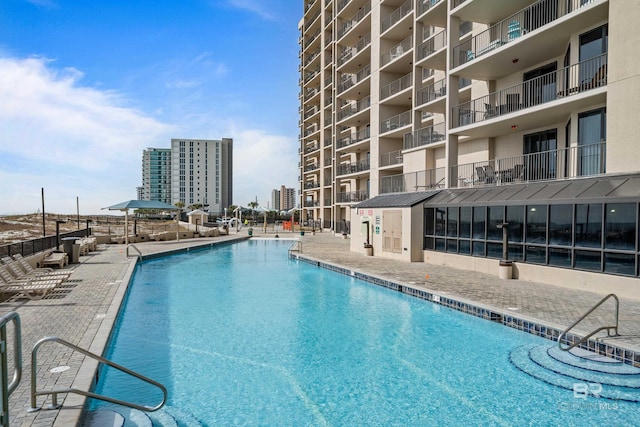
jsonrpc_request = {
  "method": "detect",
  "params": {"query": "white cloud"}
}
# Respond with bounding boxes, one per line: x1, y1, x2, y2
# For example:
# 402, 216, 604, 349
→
0, 56, 175, 215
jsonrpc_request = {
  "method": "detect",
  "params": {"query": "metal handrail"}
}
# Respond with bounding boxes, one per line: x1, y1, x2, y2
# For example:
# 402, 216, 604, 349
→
0, 312, 22, 426
29, 336, 167, 413
126, 244, 142, 263
557, 294, 620, 352
288, 240, 302, 256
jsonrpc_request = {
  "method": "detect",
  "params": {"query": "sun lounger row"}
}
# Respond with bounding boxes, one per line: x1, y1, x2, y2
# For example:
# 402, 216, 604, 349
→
0, 254, 72, 299
77, 237, 97, 255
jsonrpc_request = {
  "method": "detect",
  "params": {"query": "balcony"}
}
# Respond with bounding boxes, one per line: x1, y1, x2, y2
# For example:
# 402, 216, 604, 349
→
338, 33, 372, 70
415, 78, 446, 112
336, 158, 370, 176
336, 127, 371, 150
337, 64, 371, 95
337, 96, 371, 124
380, 167, 446, 194
380, 110, 412, 135
417, 0, 446, 27
380, 150, 403, 168
451, 54, 607, 135
403, 122, 446, 150
337, 1, 371, 42
415, 29, 447, 70
381, 0, 413, 36
452, 141, 606, 188
337, 190, 369, 203
380, 72, 413, 104
452, 0, 608, 78
304, 181, 321, 190
380, 35, 413, 72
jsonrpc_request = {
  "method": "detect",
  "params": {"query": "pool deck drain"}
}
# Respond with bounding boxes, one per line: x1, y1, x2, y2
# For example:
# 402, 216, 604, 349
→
2, 230, 640, 426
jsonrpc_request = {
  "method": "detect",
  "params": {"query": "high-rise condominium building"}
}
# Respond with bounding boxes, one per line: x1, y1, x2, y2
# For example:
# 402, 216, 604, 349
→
271, 186, 297, 211
299, 0, 640, 291
171, 138, 233, 215
141, 148, 172, 204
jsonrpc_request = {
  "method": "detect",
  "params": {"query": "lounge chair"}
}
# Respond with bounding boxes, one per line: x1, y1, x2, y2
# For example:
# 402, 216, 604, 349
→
38, 252, 68, 268
3, 256, 71, 281
0, 266, 63, 299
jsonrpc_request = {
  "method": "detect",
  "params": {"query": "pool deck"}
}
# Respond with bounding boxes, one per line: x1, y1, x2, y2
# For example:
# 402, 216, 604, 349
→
2, 230, 640, 426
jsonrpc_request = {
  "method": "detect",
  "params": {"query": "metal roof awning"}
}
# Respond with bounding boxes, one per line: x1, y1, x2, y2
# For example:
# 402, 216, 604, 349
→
355, 190, 441, 209
423, 174, 640, 207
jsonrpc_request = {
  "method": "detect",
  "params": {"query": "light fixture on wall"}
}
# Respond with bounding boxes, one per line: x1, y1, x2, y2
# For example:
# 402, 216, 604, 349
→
511, 125, 518, 130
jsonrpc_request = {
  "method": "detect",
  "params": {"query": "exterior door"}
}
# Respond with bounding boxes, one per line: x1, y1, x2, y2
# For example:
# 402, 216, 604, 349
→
383, 210, 402, 253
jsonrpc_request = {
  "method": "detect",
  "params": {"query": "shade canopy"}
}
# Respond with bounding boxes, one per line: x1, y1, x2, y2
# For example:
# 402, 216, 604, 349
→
103, 200, 178, 211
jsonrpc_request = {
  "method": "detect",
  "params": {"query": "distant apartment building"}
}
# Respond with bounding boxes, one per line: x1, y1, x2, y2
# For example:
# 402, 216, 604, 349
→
171, 138, 233, 215
141, 148, 172, 204
299, 0, 640, 294
272, 186, 297, 211
140, 138, 233, 215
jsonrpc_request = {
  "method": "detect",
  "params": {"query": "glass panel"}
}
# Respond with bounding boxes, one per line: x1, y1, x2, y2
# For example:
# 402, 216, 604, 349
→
506, 206, 524, 243
447, 207, 458, 237
487, 206, 504, 241
526, 205, 547, 244
549, 248, 571, 267
459, 207, 471, 238
425, 208, 435, 235
526, 246, 546, 264
509, 244, 523, 261
446, 239, 458, 253
574, 250, 601, 271
605, 203, 636, 250
472, 241, 485, 257
523, 130, 557, 180
575, 203, 602, 248
424, 237, 435, 250
435, 207, 446, 236
459, 240, 471, 254
472, 206, 486, 239
487, 243, 503, 259
604, 252, 635, 276
578, 109, 605, 176
435, 238, 445, 252
549, 204, 572, 246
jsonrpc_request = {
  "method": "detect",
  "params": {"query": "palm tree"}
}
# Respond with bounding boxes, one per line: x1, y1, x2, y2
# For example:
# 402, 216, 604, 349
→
248, 201, 258, 222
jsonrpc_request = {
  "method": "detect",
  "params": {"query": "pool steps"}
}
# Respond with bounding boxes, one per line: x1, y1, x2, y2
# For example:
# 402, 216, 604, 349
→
510, 344, 640, 402
83, 405, 203, 427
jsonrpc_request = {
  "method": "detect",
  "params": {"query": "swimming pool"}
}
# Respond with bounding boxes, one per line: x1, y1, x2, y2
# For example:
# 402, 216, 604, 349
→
92, 240, 640, 425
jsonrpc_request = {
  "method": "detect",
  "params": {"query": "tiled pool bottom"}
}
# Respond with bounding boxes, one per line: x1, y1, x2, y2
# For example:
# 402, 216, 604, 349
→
292, 253, 640, 368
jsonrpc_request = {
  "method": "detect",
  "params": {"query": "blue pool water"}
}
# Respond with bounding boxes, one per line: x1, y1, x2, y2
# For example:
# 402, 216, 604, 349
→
93, 240, 640, 425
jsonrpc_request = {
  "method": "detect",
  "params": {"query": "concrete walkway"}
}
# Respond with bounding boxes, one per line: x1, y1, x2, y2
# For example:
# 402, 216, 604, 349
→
1, 229, 639, 426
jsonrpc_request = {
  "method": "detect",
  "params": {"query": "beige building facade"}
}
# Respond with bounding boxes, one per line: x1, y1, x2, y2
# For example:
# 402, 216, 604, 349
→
299, 0, 640, 297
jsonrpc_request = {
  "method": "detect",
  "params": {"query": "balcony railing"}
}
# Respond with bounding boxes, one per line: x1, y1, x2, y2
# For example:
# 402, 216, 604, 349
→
338, 33, 371, 66
304, 181, 321, 189
452, 53, 607, 128
381, 35, 413, 67
416, 78, 446, 106
452, 142, 606, 188
380, 72, 413, 101
380, 168, 446, 194
380, 110, 412, 134
304, 163, 320, 172
337, 96, 371, 122
453, 0, 600, 68
336, 127, 371, 149
337, 158, 370, 176
416, 30, 446, 62
403, 122, 446, 150
338, 2, 371, 39
337, 190, 369, 203
380, 150, 403, 167
338, 64, 371, 93
381, 0, 413, 34
305, 142, 319, 153
417, 0, 443, 16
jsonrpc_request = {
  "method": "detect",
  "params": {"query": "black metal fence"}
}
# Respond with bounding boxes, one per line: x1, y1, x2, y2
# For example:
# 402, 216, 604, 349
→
0, 229, 90, 259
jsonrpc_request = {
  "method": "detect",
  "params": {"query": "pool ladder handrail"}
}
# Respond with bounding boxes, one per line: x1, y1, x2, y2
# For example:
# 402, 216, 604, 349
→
288, 240, 302, 256
0, 312, 22, 427
126, 244, 142, 263
557, 293, 620, 352
28, 336, 167, 413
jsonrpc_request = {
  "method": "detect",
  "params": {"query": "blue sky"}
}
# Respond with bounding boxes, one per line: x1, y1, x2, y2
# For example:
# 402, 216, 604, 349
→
0, 0, 302, 214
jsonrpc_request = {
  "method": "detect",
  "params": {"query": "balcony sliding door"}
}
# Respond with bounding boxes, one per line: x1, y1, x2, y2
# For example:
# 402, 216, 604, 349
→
578, 108, 606, 176
524, 129, 557, 181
